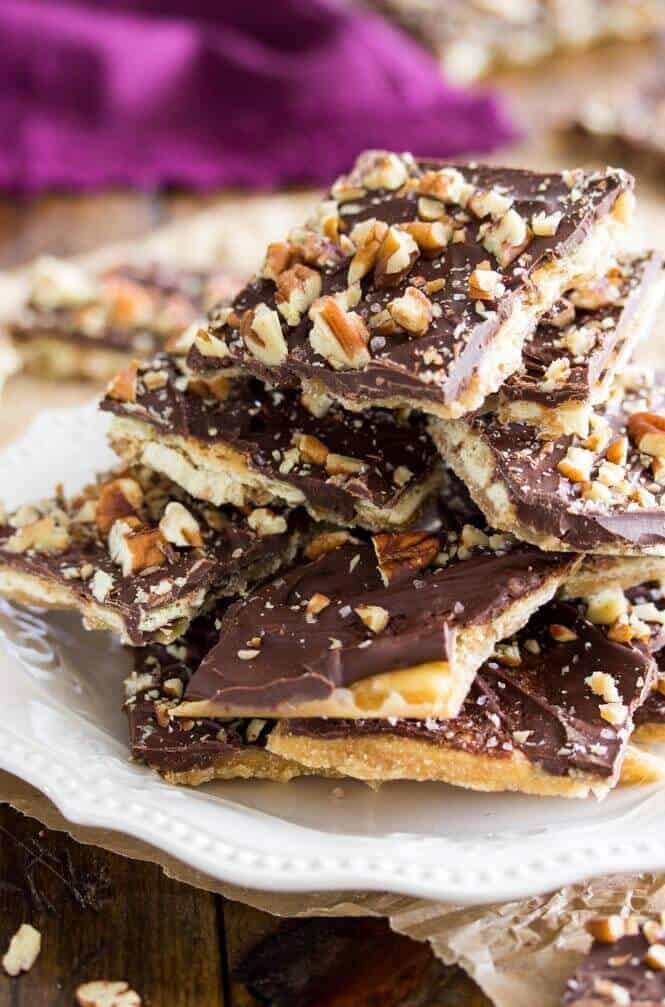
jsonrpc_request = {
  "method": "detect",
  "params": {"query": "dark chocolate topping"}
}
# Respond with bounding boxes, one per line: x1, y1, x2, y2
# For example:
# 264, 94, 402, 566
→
564, 930, 665, 1007
101, 353, 440, 525
125, 612, 273, 773
288, 599, 657, 781
195, 152, 631, 412
185, 531, 574, 710
0, 468, 300, 645
501, 253, 662, 409
465, 370, 665, 550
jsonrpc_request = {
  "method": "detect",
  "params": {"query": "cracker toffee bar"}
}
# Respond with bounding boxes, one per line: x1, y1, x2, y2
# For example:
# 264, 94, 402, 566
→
129, 588, 664, 797
0, 467, 303, 645
171, 525, 579, 722
124, 615, 316, 785
8, 257, 238, 381
371, 0, 665, 83
268, 591, 665, 799
101, 352, 444, 531
432, 368, 665, 556
496, 253, 665, 436
189, 150, 633, 420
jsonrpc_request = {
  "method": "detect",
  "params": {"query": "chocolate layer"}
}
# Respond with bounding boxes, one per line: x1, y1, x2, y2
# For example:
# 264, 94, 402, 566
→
564, 928, 665, 1007
191, 151, 631, 416
0, 467, 301, 645
101, 353, 441, 526
435, 369, 665, 552
11, 261, 237, 358
287, 598, 657, 782
125, 613, 274, 774
183, 527, 574, 711
500, 253, 662, 410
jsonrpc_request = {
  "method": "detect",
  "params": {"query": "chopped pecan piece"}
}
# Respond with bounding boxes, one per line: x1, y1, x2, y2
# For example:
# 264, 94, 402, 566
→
627, 411, 665, 458
398, 220, 452, 255
481, 209, 530, 267
361, 153, 409, 191
159, 501, 203, 547
325, 453, 364, 476
417, 167, 469, 205
275, 264, 322, 326
372, 530, 439, 586
304, 530, 352, 560
247, 508, 287, 536
75, 980, 141, 1007
108, 518, 167, 576
309, 296, 370, 370
557, 446, 594, 483
468, 265, 505, 301
6, 514, 70, 555
296, 433, 329, 466
2, 924, 41, 977
388, 286, 433, 336
96, 477, 144, 536
355, 604, 390, 633
586, 916, 626, 943
549, 623, 578, 642
240, 303, 288, 367
106, 360, 140, 403
373, 226, 419, 288
262, 241, 295, 281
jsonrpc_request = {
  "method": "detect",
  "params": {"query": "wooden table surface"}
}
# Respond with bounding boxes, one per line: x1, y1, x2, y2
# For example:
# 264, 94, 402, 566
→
1, 39, 664, 1005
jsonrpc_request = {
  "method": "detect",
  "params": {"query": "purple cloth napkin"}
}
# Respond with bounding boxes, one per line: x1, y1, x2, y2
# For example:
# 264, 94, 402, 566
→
0, 0, 516, 192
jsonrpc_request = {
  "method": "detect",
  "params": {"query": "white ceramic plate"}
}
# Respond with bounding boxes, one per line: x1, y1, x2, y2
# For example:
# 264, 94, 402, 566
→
2, 402, 665, 905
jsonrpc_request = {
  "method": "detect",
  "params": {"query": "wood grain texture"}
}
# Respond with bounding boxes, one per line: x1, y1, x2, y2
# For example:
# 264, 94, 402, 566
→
0, 804, 226, 1007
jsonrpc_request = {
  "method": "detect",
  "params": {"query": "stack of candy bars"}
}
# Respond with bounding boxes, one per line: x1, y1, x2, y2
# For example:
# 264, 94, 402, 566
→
3, 149, 665, 801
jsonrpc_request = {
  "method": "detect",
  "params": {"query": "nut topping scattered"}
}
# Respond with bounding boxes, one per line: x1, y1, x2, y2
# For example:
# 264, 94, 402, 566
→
304, 530, 353, 560
307, 592, 331, 617
398, 220, 452, 255
627, 412, 665, 458
355, 604, 390, 634
96, 478, 144, 536
373, 226, 419, 287
106, 360, 140, 403
557, 446, 594, 483
468, 264, 505, 301
372, 530, 439, 586
585, 588, 628, 626
480, 208, 530, 267
388, 286, 433, 336
241, 303, 288, 367
75, 980, 142, 1007
309, 296, 370, 370
325, 453, 364, 476
586, 916, 626, 943
108, 518, 167, 576
275, 264, 322, 326
549, 623, 577, 642
159, 501, 203, 547
296, 433, 329, 466
2, 923, 41, 976
247, 508, 288, 536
